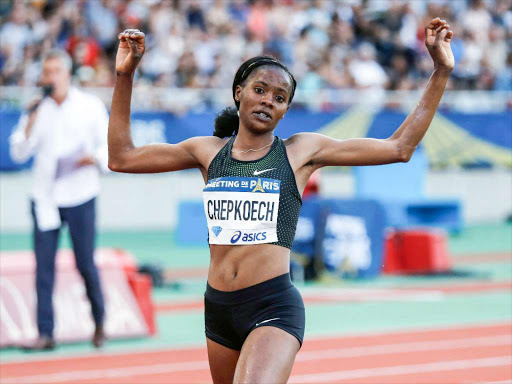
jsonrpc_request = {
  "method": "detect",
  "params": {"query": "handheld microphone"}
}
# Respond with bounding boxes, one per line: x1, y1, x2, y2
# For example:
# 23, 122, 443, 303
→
42, 84, 54, 97
27, 84, 54, 113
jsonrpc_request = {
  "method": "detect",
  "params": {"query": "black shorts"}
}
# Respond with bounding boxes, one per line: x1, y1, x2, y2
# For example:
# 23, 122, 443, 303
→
204, 273, 305, 351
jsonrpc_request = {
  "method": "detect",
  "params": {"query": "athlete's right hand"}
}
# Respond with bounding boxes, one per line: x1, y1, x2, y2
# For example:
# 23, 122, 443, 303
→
116, 29, 145, 76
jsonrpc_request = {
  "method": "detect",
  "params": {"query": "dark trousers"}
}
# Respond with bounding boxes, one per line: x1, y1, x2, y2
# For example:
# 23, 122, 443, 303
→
31, 198, 105, 338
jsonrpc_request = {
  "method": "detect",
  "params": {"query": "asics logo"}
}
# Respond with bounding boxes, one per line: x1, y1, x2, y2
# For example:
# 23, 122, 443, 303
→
231, 231, 267, 243
230, 231, 242, 243
253, 168, 276, 176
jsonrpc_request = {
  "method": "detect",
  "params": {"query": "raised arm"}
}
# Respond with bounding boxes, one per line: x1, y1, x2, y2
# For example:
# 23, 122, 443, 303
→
291, 18, 454, 169
108, 29, 208, 174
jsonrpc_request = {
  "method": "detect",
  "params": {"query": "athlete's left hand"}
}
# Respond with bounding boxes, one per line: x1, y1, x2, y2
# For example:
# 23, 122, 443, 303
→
425, 18, 454, 72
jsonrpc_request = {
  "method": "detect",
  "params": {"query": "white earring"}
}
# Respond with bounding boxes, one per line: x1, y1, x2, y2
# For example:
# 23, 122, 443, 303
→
237, 110, 240, 117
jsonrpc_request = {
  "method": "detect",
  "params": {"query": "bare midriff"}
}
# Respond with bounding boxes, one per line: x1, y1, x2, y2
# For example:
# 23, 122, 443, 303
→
208, 244, 290, 291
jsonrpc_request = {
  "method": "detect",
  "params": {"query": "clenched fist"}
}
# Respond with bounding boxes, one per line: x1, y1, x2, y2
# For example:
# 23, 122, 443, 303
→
116, 29, 146, 77
425, 18, 454, 72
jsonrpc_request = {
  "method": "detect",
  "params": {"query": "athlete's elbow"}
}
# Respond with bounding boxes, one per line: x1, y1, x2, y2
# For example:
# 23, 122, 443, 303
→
108, 156, 128, 172
107, 160, 122, 172
398, 151, 412, 163
398, 147, 415, 163
395, 142, 415, 163
108, 146, 133, 172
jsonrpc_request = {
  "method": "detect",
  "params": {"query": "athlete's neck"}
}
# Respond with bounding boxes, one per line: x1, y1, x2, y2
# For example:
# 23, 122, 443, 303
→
233, 131, 275, 153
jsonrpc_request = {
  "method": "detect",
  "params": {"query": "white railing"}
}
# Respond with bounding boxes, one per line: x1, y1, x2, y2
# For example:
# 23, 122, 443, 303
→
0, 86, 510, 113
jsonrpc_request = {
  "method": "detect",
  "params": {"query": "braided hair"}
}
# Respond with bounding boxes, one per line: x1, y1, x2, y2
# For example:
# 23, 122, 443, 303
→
213, 56, 297, 138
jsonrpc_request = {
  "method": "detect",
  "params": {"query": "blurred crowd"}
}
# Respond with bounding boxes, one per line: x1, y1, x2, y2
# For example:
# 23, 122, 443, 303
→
0, 0, 511, 93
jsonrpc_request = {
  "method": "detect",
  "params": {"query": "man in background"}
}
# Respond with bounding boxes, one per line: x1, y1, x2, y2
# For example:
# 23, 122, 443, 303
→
9, 49, 109, 350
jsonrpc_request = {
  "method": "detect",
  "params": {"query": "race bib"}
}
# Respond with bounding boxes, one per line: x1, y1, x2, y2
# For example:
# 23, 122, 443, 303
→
203, 177, 280, 245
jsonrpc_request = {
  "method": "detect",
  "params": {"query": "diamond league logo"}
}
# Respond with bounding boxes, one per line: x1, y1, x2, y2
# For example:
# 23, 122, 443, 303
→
211, 226, 222, 237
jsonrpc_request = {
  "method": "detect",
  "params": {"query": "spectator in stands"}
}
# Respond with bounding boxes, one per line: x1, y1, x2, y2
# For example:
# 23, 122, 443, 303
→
0, 1, 32, 85
494, 51, 512, 91
455, 28, 484, 89
348, 42, 389, 90
460, 0, 493, 42
485, 25, 509, 75
0, 0, 509, 93
9, 49, 108, 351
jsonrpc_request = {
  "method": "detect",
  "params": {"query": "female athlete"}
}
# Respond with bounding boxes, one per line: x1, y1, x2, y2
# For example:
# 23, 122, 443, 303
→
108, 18, 453, 384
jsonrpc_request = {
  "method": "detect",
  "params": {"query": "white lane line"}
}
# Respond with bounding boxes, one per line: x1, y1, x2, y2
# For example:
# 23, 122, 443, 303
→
289, 356, 512, 383
1, 361, 210, 384
302, 288, 445, 302
296, 335, 512, 361
2, 335, 510, 384
2, 321, 509, 364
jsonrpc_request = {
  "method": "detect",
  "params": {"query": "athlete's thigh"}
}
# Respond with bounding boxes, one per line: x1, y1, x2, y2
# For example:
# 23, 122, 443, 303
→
234, 326, 300, 384
207, 337, 240, 384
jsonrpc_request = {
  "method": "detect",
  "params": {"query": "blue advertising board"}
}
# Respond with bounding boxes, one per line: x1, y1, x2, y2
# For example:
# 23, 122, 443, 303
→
321, 199, 386, 279
2, 108, 510, 171
291, 197, 323, 259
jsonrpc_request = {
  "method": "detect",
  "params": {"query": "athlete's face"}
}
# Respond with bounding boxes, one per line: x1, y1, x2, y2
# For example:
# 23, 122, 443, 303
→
235, 66, 292, 134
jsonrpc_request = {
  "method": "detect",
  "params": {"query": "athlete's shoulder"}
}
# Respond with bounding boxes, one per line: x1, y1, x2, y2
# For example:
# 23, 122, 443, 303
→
283, 133, 326, 167
185, 135, 229, 150
283, 132, 322, 148
182, 136, 229, 172
184, 136, 230, 165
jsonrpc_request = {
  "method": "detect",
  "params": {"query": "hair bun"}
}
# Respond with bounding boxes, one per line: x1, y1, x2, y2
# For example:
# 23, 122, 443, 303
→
213, 107, 239, 138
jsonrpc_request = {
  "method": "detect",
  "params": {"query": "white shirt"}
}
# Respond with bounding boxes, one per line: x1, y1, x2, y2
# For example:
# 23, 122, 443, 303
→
9, 87, 109, 230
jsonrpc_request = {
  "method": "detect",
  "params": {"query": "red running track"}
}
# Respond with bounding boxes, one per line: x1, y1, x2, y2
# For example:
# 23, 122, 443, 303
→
1, 322, 511, 384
